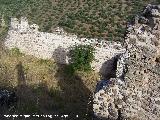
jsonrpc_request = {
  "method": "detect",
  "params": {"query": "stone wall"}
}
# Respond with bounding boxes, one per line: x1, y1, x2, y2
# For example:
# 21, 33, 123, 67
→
4, 17, 125, 71
93, 4, 160, 120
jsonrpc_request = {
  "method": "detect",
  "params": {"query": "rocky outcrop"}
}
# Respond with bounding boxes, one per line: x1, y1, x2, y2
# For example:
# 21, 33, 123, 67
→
93, 4, 160, 120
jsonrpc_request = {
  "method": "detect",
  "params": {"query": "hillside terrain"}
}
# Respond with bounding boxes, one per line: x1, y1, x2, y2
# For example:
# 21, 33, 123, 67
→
0, 0, 159, 41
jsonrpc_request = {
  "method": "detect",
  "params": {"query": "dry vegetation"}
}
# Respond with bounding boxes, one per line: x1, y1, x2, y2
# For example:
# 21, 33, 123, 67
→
0, 46, 99, 119
0, 0, 159, 41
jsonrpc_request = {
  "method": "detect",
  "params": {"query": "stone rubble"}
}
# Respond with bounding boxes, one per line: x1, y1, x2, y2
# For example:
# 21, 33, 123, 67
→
4, 17, 125, 72
93, 4, 160, 120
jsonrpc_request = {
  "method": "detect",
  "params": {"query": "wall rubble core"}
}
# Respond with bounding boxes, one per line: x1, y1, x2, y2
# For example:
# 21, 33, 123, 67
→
93, 4, 160, 120
4, 17, 125, 72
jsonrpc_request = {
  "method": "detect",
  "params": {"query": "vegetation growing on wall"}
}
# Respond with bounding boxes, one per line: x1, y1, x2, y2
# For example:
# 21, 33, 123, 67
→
69, 44, 95, 72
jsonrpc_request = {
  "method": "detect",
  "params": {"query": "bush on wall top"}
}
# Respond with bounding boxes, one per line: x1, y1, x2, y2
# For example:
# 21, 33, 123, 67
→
69, 44, 95, 72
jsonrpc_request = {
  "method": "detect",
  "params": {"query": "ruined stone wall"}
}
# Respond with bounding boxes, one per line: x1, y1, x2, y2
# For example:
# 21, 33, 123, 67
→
4, 17, 125, 71
93, 4, 160, 120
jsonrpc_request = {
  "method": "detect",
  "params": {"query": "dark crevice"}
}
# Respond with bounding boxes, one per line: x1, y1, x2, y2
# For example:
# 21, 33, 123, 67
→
100, 54, 121, 80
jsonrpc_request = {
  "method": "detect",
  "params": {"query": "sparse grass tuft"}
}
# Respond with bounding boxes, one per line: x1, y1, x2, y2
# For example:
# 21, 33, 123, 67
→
37, 59, 55, 67
10, 47, 23, 57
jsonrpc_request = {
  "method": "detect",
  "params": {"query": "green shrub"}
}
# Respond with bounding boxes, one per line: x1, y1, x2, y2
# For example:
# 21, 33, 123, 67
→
69, 44, 95, 72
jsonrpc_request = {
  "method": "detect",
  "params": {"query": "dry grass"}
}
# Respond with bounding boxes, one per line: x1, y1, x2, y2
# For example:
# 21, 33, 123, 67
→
0, 46, 99, 119
0, 13, 99, 118
0, 48, 58, 88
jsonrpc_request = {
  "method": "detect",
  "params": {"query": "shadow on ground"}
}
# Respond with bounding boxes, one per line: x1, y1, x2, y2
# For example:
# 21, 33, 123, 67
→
52, 46, 94, 118
0, 60, 93, 120
55, 64, 93, 119
52, 46, 69, 64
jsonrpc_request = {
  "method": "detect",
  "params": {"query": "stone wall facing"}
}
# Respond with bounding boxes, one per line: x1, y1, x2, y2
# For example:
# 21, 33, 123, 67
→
4, 17, 125, 71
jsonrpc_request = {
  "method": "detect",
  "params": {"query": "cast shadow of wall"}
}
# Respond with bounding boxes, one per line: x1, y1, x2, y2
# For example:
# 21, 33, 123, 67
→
0, 58, 93, 120
52, 46, 69, 64
54, 64, 93, 119
99, 55, 120, 80
15, 62, 51, 114
53, 46, 93, 119
0, 61, 64, 119
15, 61, 26, 87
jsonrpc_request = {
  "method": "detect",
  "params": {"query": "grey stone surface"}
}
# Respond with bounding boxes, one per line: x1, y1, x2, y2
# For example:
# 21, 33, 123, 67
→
93, 4, 160, 120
